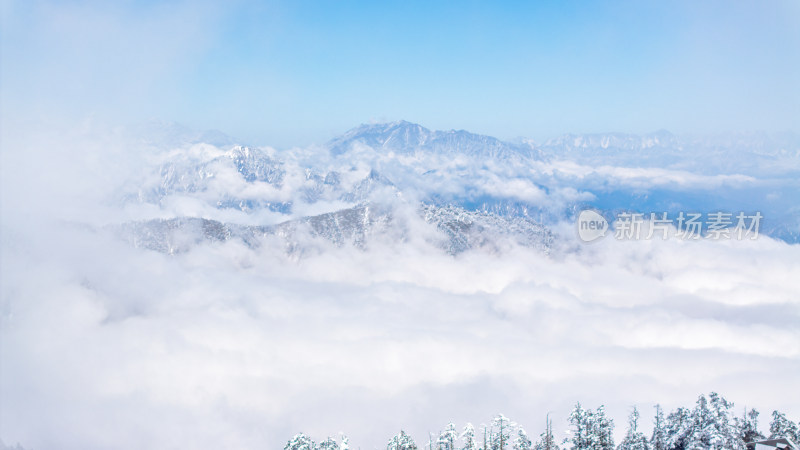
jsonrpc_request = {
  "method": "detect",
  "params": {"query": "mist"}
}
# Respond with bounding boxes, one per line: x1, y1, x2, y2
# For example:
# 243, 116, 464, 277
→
2, 123, 799, 449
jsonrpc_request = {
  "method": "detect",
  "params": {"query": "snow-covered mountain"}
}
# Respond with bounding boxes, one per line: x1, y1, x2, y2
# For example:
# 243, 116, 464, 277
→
110, 121, 800, 252
114, 203, 552, 256
537, 129, 800, 175
541, 130, 681, 152
328, 120, 542, 162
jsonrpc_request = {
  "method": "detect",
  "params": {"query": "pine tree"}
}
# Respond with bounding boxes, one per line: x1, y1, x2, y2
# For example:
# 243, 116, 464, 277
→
709, 392, 740, 449
650, 405, 667, 450
769, 410, 799, 442
566, 403, 591, 450
688, 394, 714, 449
680, 393, 739, 450
736, 408, 764, 445
533, 414, 559, 450
565, 403, 614, 450
592, 406, 615, 450
462, 423, 478, 450
439, 423, 458, 450
285, 433, 315, 450
514, 427, 532, 450
491, 415, 516, 450
665, 406, 692, 450
280, 392, 794, 450
388, 430, 418, 450
617, 407, 650, 450
319, 436, 340, 450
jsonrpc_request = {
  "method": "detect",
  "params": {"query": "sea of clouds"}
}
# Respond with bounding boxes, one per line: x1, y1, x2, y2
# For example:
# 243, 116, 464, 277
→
1, 122, 799, 450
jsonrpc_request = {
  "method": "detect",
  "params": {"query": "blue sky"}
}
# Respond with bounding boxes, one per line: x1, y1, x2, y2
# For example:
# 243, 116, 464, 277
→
2, 0, 798, 147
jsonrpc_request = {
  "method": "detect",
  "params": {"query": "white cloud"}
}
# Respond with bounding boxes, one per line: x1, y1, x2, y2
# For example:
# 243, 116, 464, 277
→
542, 160, 758, 190
2, 210, 799, 449
1, 125, 798, 450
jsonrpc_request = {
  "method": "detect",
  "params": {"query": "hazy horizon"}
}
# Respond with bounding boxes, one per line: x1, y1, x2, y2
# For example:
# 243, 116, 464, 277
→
2, 0, 798, 147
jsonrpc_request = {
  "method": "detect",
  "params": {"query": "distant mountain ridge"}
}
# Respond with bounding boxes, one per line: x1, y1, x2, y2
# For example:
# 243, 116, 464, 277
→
328, 120, 542, 161
541, 130, 681, 151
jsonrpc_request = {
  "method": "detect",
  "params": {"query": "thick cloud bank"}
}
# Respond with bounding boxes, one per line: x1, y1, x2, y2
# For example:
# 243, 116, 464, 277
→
1, 123, 799, 449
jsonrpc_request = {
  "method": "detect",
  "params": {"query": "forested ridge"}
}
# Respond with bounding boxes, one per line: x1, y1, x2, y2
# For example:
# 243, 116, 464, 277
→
285, 393, 799, 450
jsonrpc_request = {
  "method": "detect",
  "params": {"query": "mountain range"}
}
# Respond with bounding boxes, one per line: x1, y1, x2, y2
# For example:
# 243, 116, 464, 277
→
111, 120, 800, 253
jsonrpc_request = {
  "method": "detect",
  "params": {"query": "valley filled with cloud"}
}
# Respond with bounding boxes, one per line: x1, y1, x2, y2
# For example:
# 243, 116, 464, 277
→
2, 121, 798, 449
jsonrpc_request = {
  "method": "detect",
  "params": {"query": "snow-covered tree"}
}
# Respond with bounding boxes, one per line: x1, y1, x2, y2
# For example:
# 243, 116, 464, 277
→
514, 427, 532, 450
665, 406, 692, 450
681, 393, 740, 450
769, 410, 799, 442
533, 415, 559, 450
285, 433, 315, 450
461, 423, 478, 450
388, 431, 418, 450
439, 423, 458, 450
565, 403, 614, 450
490, 415, 516, 450
281, 393, 792, 450
592, 406, 615, 450
566, 403, 591, 450
617, 407, 650, 450
650, 405, 667, 450
735, 408, 764, 445
319, 436, 340, 450
687, 394, 715, 449
709, 392, 740, 449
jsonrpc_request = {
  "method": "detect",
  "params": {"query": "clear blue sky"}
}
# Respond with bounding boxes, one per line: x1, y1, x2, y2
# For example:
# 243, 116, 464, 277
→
2, 0, 798, 147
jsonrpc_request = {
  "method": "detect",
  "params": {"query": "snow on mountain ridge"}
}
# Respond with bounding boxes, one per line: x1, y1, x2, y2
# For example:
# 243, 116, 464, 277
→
225, 145, 285, 184
541, 130, 681, 151
114, 121, 800, 246
328, 120, 541, 162
113, 203, 553, 256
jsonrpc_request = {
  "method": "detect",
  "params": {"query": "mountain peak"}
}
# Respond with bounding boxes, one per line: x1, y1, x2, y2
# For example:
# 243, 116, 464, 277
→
328, 121, 432, 155
327, 120, 539, 161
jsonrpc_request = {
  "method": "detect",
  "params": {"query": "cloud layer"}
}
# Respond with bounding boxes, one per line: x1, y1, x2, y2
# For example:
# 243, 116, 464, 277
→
2, 209, 799, 449
1, 123, 799, 449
